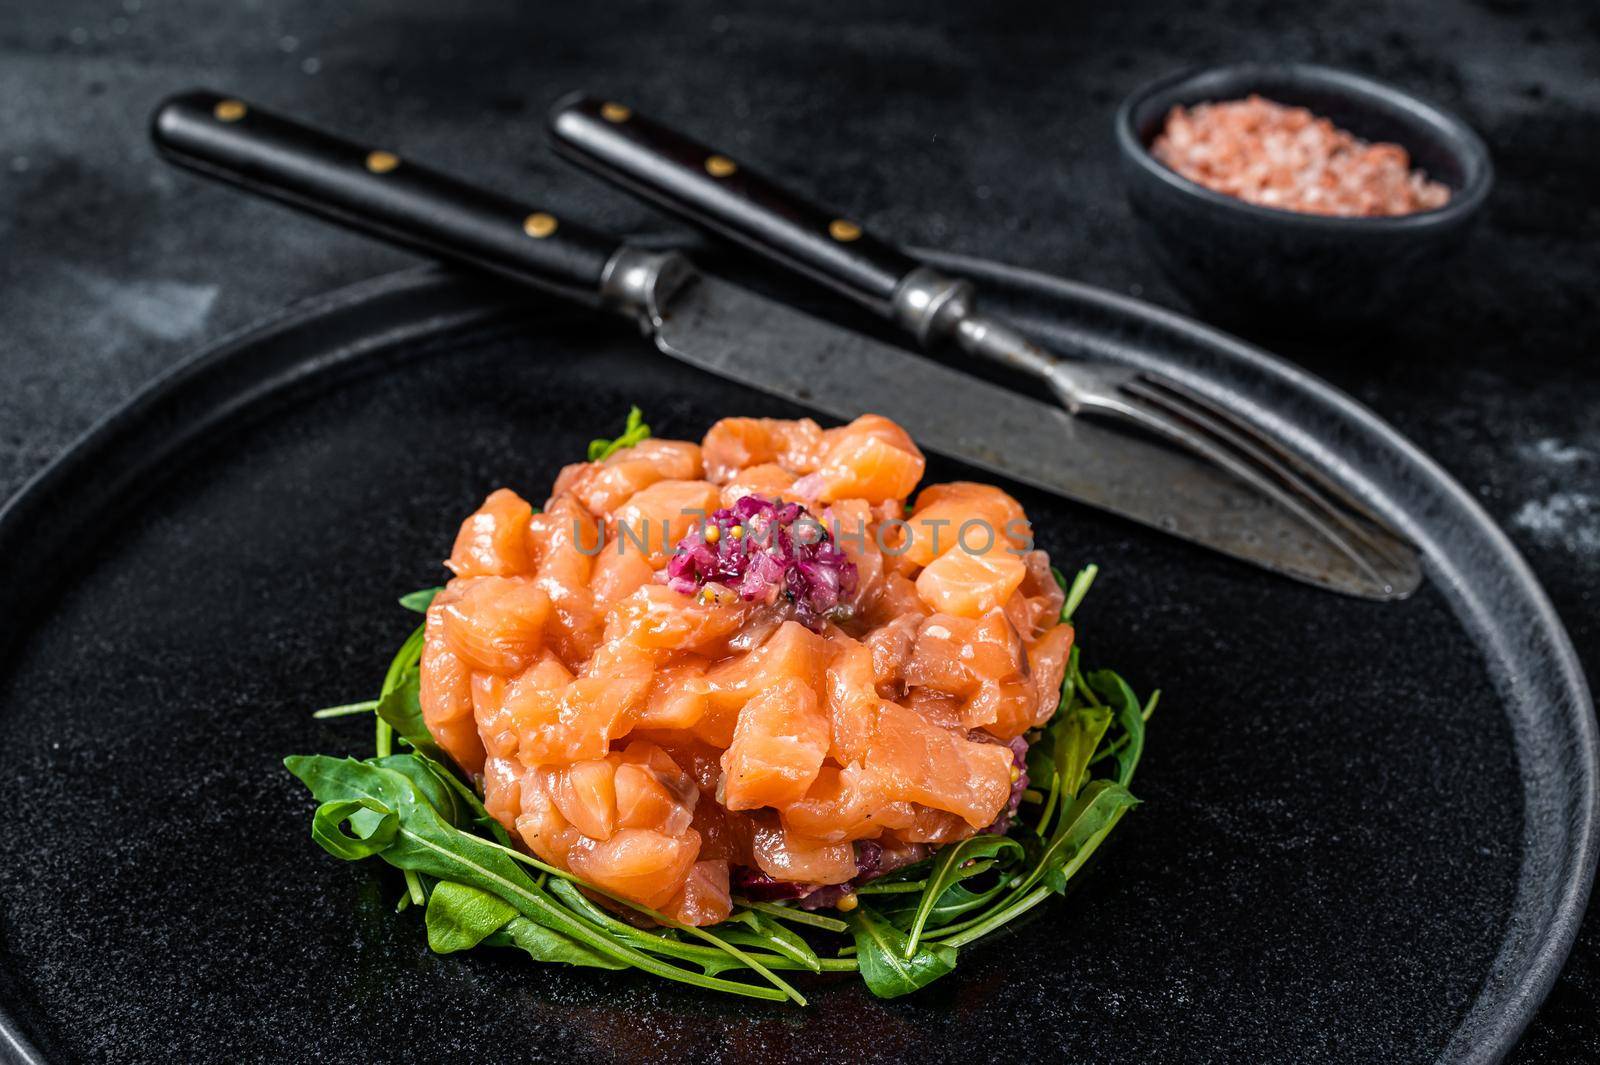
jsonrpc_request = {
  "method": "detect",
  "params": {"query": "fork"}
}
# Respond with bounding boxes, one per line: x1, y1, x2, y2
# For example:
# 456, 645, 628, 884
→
548, 96, 1419, 594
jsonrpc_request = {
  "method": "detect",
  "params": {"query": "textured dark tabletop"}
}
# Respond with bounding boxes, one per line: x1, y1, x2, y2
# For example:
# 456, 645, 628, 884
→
1, 0, 1596, 1059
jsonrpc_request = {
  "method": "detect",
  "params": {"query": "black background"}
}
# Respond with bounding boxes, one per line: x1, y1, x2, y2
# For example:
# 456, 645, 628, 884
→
0, 1, 1595, 1060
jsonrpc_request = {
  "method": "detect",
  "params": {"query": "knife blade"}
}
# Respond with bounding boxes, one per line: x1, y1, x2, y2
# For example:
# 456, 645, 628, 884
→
150, 90, 1408, 599
619, 253, 1404, 599
550, 94, 1422, 600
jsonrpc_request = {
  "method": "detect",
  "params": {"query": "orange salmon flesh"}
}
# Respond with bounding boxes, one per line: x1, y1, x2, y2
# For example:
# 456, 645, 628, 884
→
421, 414, 1073, 924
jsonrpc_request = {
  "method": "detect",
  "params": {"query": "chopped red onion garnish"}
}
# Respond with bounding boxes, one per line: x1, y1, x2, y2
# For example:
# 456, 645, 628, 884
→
667, 495, 857, 630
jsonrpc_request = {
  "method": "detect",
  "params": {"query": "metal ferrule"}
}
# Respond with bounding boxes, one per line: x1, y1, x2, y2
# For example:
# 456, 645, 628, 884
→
893, 265, 1059, 382
890, 265, 975, 346
599, 245, 697, 333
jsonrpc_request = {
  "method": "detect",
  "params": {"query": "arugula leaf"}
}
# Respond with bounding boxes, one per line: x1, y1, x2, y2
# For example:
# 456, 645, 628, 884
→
425, 881, 625, 969
374, 671, 441, 760
1058, 563, 1098, 623
484, 915, 630, 969
904, 834, 1022, 956
398, 587, 443, 613
1027, 780, 1140, 897
284, 755, 789, 1000
849, 905, 958, 998
425, 879, 518, 952
587, 406, 651, 462
1087, 669, 1147, 787
372, 753, 462, 827
309, 797, 397, 860
726, 911, 822, 973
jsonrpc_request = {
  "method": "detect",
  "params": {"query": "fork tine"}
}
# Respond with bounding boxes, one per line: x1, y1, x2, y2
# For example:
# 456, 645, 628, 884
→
1099, 393, 1407, 594
1122, 375, 1413, 571
1131, 372, 1403, 537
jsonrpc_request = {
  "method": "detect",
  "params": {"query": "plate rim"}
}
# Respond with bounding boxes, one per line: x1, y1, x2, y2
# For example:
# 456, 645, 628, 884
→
0, 257, 1592, 1065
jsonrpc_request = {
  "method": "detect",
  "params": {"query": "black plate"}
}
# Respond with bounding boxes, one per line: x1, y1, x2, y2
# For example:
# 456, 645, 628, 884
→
0, 255, 1592, 1065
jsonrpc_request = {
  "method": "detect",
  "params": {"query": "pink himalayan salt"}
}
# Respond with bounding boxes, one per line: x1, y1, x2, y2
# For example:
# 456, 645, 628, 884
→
1151, 94, 1451, 217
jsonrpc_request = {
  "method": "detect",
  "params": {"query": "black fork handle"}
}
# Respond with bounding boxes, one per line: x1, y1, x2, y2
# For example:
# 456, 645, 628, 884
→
152, 89, 626, 305
548, 94, 922, 317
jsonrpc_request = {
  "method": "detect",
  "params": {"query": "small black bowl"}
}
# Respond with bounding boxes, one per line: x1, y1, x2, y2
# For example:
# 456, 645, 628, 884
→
1114, 63, 1493, 329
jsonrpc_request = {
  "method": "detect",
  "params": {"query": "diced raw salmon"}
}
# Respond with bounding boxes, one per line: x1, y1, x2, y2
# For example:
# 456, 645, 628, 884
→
781, 764, 914, 843
513, 766, 581, 868
720, 677, 830, 810
589, 543, 656, 612
863, 610, 921, 697
605, 584, 748, 655
565, 439, 707, 519
634, 658, 710, 731
750, 820, 857, 885
903, 482, 1031, 567
471, 670, 516, 759
863, 702, 1013, 828
610, 480, 723, 569
567, 827, 701, 910
664, 859, 732, 926
481, 755, 522, 833
414, 412, 1087, 907
446, 488, 535, 578
438, 576, 551, 675
822, 498, 885, 616
915, 549, 1028, 618
905, 610, 1027, 696
419, 585, 486, 775
800, 415, 925, 504
1004, 550, 1066, 639
823, 639, 880, 764
701, 417, 826, 483
719, 463, 800, 510
700, 617, 825, 735
539, 759, 616, 841
889, 806, 972, 845
530, 496, 604, 668
1022, 622, 1075, 734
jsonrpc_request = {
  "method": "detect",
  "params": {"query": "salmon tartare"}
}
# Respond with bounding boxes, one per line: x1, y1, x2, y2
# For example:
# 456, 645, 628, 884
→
289, 409, 1154, 1001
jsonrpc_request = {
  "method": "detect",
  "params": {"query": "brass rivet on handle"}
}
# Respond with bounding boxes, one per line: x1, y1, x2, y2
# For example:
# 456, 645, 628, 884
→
213, 99, 247, 122
523, 212, 559, 239
704, 154, 737, 178
599, 102, 632, 123
365, 150, 401, 174
828, 219, 862, 242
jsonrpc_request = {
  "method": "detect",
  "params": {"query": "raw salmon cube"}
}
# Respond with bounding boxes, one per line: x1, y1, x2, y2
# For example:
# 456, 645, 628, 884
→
751, 820, 857, 884
720, 677, 830, 811
804, 416, 925, 504
546, 759, 619, 841
719, 463, 801, 510
566, 827, 701, 910
864, 702, 1013, 828
903, 482, 1030, 567
438, 576, 550, 675
447, 488, 535, 578
823, 639, 880, 764
915, 550, 1028, 618
701, 417, 826, 483
419, 586, 485, 776
611, 480, 724, 569
782, 764, 914, 843
664, 859, 732, 927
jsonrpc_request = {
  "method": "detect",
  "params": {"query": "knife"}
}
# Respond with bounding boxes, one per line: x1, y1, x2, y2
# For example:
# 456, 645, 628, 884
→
150, 90, 1411, 599
547, 95, 1422, 600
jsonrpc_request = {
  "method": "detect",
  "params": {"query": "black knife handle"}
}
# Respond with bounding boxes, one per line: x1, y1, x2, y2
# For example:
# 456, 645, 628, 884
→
548, 94, 920, 316
151, 89, 623, 304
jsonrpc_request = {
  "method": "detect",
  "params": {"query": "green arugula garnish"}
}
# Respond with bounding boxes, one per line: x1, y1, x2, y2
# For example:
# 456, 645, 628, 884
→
296, 436, 1155, 1002
587, 405, 652, 462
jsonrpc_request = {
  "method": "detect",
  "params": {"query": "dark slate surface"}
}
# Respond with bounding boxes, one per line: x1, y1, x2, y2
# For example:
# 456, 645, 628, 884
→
0, 0, 1594, 1060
